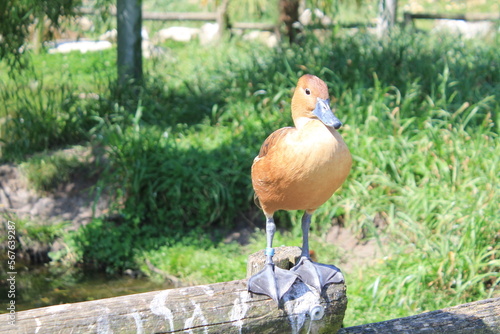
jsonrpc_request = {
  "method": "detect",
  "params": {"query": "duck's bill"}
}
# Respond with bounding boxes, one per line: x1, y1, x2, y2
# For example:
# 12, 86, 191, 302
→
313, 98, 342, 129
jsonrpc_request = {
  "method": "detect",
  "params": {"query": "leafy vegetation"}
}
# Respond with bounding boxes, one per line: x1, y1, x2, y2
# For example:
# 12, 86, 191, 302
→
0, 0, 81, 65
1, 20, 498, 327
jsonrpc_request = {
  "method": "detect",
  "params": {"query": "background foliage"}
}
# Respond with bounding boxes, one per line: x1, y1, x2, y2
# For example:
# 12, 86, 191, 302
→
0, 0, 498, 326
0, 0, 81, 66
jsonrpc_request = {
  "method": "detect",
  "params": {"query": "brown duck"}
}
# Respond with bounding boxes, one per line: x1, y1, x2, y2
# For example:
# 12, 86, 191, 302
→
249, 74, 352, 303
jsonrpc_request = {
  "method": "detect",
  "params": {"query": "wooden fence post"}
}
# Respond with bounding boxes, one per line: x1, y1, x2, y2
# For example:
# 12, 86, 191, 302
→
403, 12, 413, 27
216, 0, 231, 41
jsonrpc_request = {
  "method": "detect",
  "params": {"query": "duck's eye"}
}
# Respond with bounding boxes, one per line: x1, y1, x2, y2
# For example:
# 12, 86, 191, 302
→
305, 88, 311, 95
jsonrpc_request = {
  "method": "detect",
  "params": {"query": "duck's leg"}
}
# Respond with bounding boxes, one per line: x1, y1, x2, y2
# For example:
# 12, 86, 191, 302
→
248, 214, 299, 303
291, 212, 344, 294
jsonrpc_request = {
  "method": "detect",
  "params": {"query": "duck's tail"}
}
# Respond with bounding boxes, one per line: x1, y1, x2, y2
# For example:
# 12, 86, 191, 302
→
253, 192, 262, 210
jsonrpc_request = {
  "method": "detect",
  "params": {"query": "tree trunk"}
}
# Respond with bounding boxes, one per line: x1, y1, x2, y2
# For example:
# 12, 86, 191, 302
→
279, 0, 300, 43
377, 0, 398, 37
117, 0, 143, 86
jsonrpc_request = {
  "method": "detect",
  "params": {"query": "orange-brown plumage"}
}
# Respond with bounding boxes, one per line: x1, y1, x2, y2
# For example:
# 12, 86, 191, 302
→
248, 74, 351, 303
252, 74, 352, 216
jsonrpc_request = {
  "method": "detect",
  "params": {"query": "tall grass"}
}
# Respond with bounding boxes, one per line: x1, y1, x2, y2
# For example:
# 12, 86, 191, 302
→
337, 75, 499, 325
0, 50, 114, 161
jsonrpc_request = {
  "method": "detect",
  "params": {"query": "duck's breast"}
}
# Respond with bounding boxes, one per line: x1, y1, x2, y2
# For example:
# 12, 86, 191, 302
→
252, 121, 351, 214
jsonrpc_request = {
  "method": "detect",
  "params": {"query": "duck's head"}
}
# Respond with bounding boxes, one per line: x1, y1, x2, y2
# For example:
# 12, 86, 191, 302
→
291, 74, 342, 130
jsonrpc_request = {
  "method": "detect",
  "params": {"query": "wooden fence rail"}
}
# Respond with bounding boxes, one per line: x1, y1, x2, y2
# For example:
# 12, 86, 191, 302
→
404, 12, 500, 25
78, 7, 218, 22
0, 280, 347, 333
339, 297, 500, 334
1, 246, 498, 333
77, 5, 279, 38
0, 247, 347, 334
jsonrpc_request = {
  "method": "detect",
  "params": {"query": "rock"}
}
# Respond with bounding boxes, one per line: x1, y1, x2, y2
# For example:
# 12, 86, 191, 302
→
433, 19, 496, 39
142, 40, 167, 59
48, 40, 112, 54
155, 27, 200, 43
75, 16, 94, 31
100, 29, 117, 42
141, 28, 150, 41
200, 23, 219, 45
243, 30, 278, 48
299, 8, 333, 26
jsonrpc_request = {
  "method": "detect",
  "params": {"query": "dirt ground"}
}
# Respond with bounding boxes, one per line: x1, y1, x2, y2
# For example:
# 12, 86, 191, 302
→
0, 163, 108, 229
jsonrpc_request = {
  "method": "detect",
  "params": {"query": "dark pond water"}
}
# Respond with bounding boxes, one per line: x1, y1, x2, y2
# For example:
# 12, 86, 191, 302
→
0, 259, 172, 313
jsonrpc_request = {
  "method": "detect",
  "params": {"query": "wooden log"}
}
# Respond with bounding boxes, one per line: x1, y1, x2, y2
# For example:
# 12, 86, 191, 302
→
0, 246, 347, 333
247, 246, 302, 278
339, 297, 500, 334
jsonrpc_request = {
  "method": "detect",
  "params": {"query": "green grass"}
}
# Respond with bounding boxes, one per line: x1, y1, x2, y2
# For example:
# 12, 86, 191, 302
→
0, 214, 67, 251
138, 230, 343, 285
19, 146, 91, 193
1, 25, 498, 327
0, 49, 115, 161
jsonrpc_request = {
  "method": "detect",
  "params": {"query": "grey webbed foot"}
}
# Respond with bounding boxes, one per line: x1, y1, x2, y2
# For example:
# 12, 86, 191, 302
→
248, 263, 299, 303
291, 256, 344, 294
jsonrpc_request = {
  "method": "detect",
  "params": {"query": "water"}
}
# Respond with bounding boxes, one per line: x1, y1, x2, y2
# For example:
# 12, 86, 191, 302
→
0, 260, 172, 313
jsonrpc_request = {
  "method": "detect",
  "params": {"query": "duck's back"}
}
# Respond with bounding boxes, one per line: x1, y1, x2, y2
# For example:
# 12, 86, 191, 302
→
252, 120, 351, 215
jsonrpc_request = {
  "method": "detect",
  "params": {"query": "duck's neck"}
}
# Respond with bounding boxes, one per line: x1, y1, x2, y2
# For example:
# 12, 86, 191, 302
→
293, 117, 315, 130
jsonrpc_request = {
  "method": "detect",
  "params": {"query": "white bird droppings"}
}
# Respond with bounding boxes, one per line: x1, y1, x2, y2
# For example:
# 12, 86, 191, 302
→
130, 311, 144, 334
34, 317, 42, 333
150, 290, 175, 331
283, 282, 322, 334
184, 301, 208, 334
230, 291, 250, 334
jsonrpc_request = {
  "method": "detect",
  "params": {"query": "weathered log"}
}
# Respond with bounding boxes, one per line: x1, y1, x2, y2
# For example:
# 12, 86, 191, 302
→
339, 297, 500, 334
0, 246, 347, 333
247, 246, 302, 278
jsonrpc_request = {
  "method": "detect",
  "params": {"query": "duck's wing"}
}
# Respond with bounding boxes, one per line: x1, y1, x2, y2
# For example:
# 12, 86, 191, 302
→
252, 127, 296, 211
256, 127, 295, 159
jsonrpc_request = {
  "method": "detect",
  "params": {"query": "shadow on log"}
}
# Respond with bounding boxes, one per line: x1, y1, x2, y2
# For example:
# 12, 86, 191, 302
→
0, 246, 347, 333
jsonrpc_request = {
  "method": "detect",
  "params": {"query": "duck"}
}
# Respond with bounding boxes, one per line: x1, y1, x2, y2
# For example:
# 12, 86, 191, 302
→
248, 74, 352, 303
